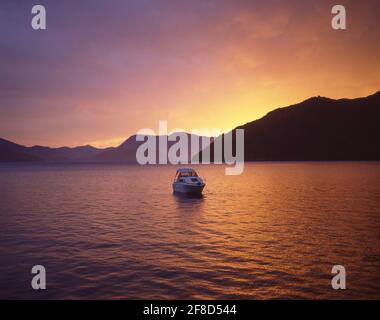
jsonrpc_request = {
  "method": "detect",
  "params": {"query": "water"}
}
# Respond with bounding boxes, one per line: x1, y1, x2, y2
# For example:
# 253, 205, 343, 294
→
0, 162, 379, 299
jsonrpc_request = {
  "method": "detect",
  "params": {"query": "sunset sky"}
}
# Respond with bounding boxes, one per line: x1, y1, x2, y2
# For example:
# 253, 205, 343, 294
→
0, 0, 379, 147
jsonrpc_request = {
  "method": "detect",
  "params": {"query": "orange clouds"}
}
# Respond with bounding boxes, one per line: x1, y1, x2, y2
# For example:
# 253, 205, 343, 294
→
0, 0, 379, 147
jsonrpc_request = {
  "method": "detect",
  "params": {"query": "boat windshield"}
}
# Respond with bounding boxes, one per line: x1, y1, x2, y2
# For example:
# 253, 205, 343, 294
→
174, 171, 198, 181
178, 171, 197, 178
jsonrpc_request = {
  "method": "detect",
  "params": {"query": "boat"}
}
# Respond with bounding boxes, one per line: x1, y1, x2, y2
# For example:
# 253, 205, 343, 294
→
172, 168, 205, 195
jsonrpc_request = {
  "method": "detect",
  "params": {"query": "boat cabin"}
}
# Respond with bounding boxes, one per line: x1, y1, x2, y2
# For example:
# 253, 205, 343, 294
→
173, 168, 198, 182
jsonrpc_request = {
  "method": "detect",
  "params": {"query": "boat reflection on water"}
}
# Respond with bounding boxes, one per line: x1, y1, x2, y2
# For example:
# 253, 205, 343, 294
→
172, 189, 205, 219
173, 190, 204, 200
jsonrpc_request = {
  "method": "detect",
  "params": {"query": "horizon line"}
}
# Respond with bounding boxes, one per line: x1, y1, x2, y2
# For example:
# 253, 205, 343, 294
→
2, 90, 379, 149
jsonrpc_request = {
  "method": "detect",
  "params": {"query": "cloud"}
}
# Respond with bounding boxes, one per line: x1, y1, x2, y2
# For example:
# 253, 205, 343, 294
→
0, 0, 379, 146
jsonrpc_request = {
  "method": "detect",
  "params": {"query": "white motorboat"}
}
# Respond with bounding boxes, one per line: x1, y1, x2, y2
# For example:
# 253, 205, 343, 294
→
172, 168, 205, 195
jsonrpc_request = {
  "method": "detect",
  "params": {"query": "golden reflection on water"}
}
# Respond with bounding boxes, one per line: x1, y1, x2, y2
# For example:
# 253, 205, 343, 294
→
0, 162, 379, 299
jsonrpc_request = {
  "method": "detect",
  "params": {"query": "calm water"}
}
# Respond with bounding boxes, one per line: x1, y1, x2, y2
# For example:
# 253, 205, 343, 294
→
0, 162, 379, 299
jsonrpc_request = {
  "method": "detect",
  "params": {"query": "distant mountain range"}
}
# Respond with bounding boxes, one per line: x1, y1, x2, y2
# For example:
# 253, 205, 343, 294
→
0, 138, 110, 162
0, 133, 211, 163
92, 133, 211, 163
1, 91, 380, 163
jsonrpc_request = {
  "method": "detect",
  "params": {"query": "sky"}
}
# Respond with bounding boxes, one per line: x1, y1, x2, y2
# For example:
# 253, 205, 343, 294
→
0, 0, 379, 147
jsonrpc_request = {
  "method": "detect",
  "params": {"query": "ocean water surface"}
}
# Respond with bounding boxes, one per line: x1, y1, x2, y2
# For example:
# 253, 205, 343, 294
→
0, 162, 379, 299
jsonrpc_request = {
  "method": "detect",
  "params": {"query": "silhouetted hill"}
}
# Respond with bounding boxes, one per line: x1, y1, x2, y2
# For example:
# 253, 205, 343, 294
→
201, 91, 380, 161
93, 133, 212, 163
0, 139, 106, 162
40, 145, 105, 161
0, 133, 211, 163
0, 138, 42, 162
92, 135, 139, 162
2, 91, 379, 163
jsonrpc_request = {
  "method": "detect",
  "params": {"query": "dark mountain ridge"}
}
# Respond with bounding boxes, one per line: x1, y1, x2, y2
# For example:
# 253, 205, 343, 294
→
201, 91, 380, 161
93, 133, 212, 163
1, 91, 379, 163
0, 133, 212, 163
0, 138, 107, 162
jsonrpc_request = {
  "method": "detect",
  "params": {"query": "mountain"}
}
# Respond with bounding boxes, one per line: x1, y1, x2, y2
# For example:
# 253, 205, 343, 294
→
1, 91, 380, 163
201, 91, 380, 161
26, 145, 106, 162
0, 138, 107, 162
0, 138, 42, 162
0, 133, 212, 163
93, 133, 212, 163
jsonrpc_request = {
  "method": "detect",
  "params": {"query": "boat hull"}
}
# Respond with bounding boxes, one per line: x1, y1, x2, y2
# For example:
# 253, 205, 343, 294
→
172, 182, 205, 195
